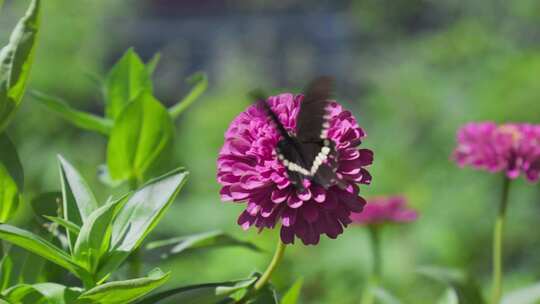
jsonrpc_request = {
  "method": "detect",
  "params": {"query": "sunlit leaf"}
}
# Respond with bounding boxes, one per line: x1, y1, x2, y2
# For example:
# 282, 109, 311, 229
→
78, 268, 170, 304
373, 287, 403, 304
146, 230, 261, 258
107, 92, 174, 182
502, 282, 540, 304
44, 216, 80, 235
98, 169, 188, 278
418, 266, 485, 304
58, 156, 99, 251
73, 197, 126, 274
147, 53, 161, 76
135, 277, 257, 304
437, 289, 459, 304
280, 278, 303, 304
0, 224, 88, 280
169, 72, 208, 120
2, 283, 81, 304
31, 91, 113, 135
105, 48, 152, 120
0, 0, 40, 133
0, 134, 23, 223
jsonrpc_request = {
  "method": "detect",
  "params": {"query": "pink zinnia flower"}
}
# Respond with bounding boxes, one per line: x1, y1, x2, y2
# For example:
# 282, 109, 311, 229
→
350, 196, 417, 225
453, 122, 540, 182
217, 93, 373, 245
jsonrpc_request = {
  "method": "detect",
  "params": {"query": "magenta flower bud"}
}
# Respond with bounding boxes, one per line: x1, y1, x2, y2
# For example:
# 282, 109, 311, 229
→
350, 196, 417, 225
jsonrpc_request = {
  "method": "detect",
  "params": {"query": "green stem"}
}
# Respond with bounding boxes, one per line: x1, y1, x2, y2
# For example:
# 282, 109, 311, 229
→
491, 177, 511, 304
362, 226, 383, 304
254, 238, 286, 291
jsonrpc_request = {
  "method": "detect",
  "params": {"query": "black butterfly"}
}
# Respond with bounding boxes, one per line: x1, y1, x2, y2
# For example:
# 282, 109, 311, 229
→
252, 76, 345, 190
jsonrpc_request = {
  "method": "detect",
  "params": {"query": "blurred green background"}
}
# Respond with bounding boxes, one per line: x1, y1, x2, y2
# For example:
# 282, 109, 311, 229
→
2, 0, 540, 303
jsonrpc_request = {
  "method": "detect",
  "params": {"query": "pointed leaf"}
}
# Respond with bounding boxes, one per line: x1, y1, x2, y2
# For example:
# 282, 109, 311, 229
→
373, 287, 403, 304
437, 289, 459, 304
31, 91, 112, 135
107, 92, 174, 182
2, 283, 81, 304
105, 48, 152, 119
146, 230, 261, 258
169, 72, 208, 120
43, 216, 80, 235
0, 0, 40, 132
135, 277, 257, 304
0, 134, 23, 223
147, 53, 161, 76
73, 197, 126, 273
98, 169, 188, 278
502, 282, 540, 304
418, 266, 485, 304
78, 268, 170, 304
281, 278, 303, 304
0, 224, 87, 279
58, 156, 98, 251
0, 252, 12, 291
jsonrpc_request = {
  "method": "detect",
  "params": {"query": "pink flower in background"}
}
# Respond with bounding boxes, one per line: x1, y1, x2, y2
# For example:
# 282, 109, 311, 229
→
350, 196, 417, 225
217, 93, 373, 245
453, 122, 540, 182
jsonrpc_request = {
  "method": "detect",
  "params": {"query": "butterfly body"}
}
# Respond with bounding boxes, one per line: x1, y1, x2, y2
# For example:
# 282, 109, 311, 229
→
253, 76, 345, 190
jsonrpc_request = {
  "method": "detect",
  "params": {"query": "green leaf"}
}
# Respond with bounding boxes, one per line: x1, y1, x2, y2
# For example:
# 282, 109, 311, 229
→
43, 216, 80, 235
135, 277, 257, 304
281, 278, 303, 304
147, 53, 161, 76
502, 282, 540, 304
98, 169, 188, 278
418, 266, 485, 304
245, 284, 278, 304
2, 283, 81, 304
31, 91, 113, 135
373, 287, 403, 304
107, 92, 175, 182
105, 48, 152, 120
0, 0, 40, 133
58, 156, 99, 251
0, 251, 12, 291
73, 197, 126, 274
0, 134, 23, 223
145, 230, 261, 258
437, 289, 459, 304
0, 224, 88, 280
78, 268, 170, 304
169, 72, 208, 120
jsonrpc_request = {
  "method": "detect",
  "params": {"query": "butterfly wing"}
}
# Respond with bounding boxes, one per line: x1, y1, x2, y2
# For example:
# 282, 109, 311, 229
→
295, 76, 334, 142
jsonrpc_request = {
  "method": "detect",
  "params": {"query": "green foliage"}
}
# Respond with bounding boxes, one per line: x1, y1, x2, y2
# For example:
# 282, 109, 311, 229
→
0, 134, 23, 223
418, 266, 485, 304
501, 282, 540, 304
78, 268, 170, 304
31, 91, 113, 135
135, 276, 257, 304
0, 0, 40, 133
169, 72, 209, 119
107, 92, 175, 183
145, 230, 261, 259
1, 282, 81, 304
281, 278, 303, 304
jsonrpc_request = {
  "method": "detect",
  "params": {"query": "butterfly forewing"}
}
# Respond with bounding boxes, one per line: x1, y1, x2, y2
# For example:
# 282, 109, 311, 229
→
296, 76, 334, 142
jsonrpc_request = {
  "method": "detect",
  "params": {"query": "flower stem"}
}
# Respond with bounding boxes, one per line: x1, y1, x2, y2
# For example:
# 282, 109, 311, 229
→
254, 238, 287, 291
491, 177, 511, 304
362, 226, 383, 304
